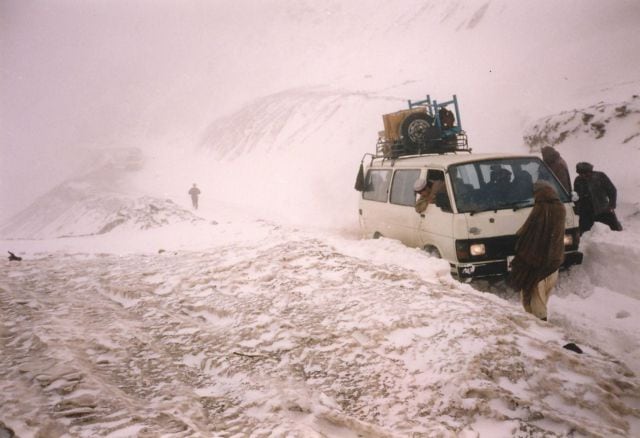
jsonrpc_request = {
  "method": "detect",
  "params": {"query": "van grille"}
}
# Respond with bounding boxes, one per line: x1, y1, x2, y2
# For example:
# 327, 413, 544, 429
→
456, 228, 580, 263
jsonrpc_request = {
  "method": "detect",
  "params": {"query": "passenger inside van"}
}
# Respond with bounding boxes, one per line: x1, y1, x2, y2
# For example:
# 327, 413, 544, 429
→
452, 168, 475, 203
487, 167, 513, 201
512, 166, 534, 200
414, 173, 445, 214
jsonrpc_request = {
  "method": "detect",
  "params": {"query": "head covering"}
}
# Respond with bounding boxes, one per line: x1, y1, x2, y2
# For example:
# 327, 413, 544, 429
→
533, 180, 558, 201
413, 178, 428, 192
492, 167, 512, 183
576, 162, 593, 174
541, 146, 560, 163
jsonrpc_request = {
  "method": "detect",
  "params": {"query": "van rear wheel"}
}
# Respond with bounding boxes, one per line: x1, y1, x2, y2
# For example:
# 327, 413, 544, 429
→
373, 232, 383, 239
423, 245, 441, 258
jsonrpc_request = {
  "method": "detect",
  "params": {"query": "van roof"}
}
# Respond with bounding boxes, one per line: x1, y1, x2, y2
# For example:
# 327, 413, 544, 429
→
369, 152, 538, 169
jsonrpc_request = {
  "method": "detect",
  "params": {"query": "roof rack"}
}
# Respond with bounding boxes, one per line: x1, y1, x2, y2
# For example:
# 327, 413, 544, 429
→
375, 94, 471, 159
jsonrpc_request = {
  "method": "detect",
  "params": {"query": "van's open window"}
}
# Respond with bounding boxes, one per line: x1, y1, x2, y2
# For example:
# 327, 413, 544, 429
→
390, 169, 421, 206
426, 170, 451, 212
450, 157, 569, 213
363, 169, 391, 202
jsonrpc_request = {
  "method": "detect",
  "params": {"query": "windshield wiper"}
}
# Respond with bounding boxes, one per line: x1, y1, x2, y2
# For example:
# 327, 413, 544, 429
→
464, 200, 532, 215
509, 200, 534, 211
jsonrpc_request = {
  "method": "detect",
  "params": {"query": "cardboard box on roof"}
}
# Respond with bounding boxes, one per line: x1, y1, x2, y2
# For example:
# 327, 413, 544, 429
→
382, 107, 427, 141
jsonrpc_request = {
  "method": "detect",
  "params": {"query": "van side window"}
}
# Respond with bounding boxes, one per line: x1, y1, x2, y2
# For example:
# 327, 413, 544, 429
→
363, 169, 391, 202
390, 169, 421, 206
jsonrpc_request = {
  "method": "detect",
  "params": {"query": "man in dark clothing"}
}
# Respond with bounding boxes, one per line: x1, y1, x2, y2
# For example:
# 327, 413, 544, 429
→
541, 146, 572, 193
188, 183, 201, 210
509, 181, 566, 321
573, 162, 622, 234
438, 107, 455, 129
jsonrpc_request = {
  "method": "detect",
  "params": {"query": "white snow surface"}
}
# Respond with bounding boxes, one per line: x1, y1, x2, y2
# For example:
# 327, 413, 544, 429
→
2, 1, 640, 437
2, 205, 640, 437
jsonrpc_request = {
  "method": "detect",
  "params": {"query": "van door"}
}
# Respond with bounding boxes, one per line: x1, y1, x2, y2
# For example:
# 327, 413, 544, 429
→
359, 169, 392, 238
417, 169, 455, 257
387, 169, 422, 247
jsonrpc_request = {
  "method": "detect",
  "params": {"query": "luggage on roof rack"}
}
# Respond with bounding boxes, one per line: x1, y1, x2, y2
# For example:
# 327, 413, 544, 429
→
376, 94, 470, 158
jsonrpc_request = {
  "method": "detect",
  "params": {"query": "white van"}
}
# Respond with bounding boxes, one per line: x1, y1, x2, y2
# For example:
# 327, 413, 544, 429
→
356, 152, 583, 280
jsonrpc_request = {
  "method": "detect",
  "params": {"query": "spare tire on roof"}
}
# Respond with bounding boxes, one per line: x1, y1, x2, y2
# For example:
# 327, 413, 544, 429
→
400, 112, 437, 153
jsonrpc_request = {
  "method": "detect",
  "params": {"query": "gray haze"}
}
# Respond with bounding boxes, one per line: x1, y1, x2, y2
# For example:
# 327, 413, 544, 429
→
2, 0, 640, 221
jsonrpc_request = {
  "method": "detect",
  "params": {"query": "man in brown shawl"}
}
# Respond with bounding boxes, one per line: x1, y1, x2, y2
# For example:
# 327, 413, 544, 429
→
541, 146, 572, 193
509, 180, 566, 320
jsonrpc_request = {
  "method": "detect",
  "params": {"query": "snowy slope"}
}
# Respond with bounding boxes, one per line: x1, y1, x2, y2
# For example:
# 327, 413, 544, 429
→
0, 148, 201, 239
0, 191, 200, 239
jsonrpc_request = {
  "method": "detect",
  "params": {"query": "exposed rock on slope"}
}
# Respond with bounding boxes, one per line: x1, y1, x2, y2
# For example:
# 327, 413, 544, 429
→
0, 187, 201, 239
524, 95, 640, 151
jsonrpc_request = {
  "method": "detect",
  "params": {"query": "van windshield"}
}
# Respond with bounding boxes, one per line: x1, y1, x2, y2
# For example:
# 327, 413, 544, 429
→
449, 157, 570, 213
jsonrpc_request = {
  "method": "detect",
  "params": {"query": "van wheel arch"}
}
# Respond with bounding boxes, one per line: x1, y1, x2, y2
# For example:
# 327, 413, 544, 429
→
423, 245, 442, 258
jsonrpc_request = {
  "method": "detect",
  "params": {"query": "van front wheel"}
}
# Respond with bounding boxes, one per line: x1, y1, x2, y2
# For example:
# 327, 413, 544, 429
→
423, 245, 441, 258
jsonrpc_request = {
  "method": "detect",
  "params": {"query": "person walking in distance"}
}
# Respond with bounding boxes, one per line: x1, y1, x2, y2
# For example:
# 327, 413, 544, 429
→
573, 162, 622, 234
188, 183, 201, 210
509, 181, 566, 321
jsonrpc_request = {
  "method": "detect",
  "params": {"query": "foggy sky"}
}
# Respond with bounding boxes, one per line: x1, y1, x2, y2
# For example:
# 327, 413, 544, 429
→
2, 0, 640, 221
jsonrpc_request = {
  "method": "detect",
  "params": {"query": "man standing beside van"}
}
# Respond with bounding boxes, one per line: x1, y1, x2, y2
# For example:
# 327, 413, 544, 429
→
541, 146, 572, 193
509, 181, 566, 321
573, 162, 622, 233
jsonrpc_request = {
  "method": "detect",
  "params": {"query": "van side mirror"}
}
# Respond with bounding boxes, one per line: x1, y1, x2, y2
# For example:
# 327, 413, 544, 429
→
435, 192, 452, 212
354, 163, 365, 192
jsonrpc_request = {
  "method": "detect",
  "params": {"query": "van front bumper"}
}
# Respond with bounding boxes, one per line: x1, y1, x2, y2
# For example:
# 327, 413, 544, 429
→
454, 250, 583, 280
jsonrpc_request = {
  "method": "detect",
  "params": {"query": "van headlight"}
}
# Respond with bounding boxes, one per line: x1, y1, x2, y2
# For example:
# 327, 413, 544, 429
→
470, 243, 486, 256
563, 229, 580, 250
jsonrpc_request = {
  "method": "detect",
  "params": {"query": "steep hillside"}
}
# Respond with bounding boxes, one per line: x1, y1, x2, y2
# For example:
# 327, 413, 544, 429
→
200, 88, 401, 159
139, 88, 412, 230
6, 90, 640, 238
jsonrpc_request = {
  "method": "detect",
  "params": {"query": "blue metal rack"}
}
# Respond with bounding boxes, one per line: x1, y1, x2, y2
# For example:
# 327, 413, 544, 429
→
408, 94, 463, 136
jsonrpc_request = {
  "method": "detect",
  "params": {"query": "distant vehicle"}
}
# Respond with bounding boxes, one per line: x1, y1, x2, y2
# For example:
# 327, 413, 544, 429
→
354, 95, 582, 281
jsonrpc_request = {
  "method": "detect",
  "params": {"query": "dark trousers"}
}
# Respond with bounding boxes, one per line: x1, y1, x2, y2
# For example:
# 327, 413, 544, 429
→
579, 210, 622, 234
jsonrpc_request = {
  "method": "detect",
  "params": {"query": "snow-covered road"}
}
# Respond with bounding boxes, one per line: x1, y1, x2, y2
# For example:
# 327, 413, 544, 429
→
2, 218, 639, 437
